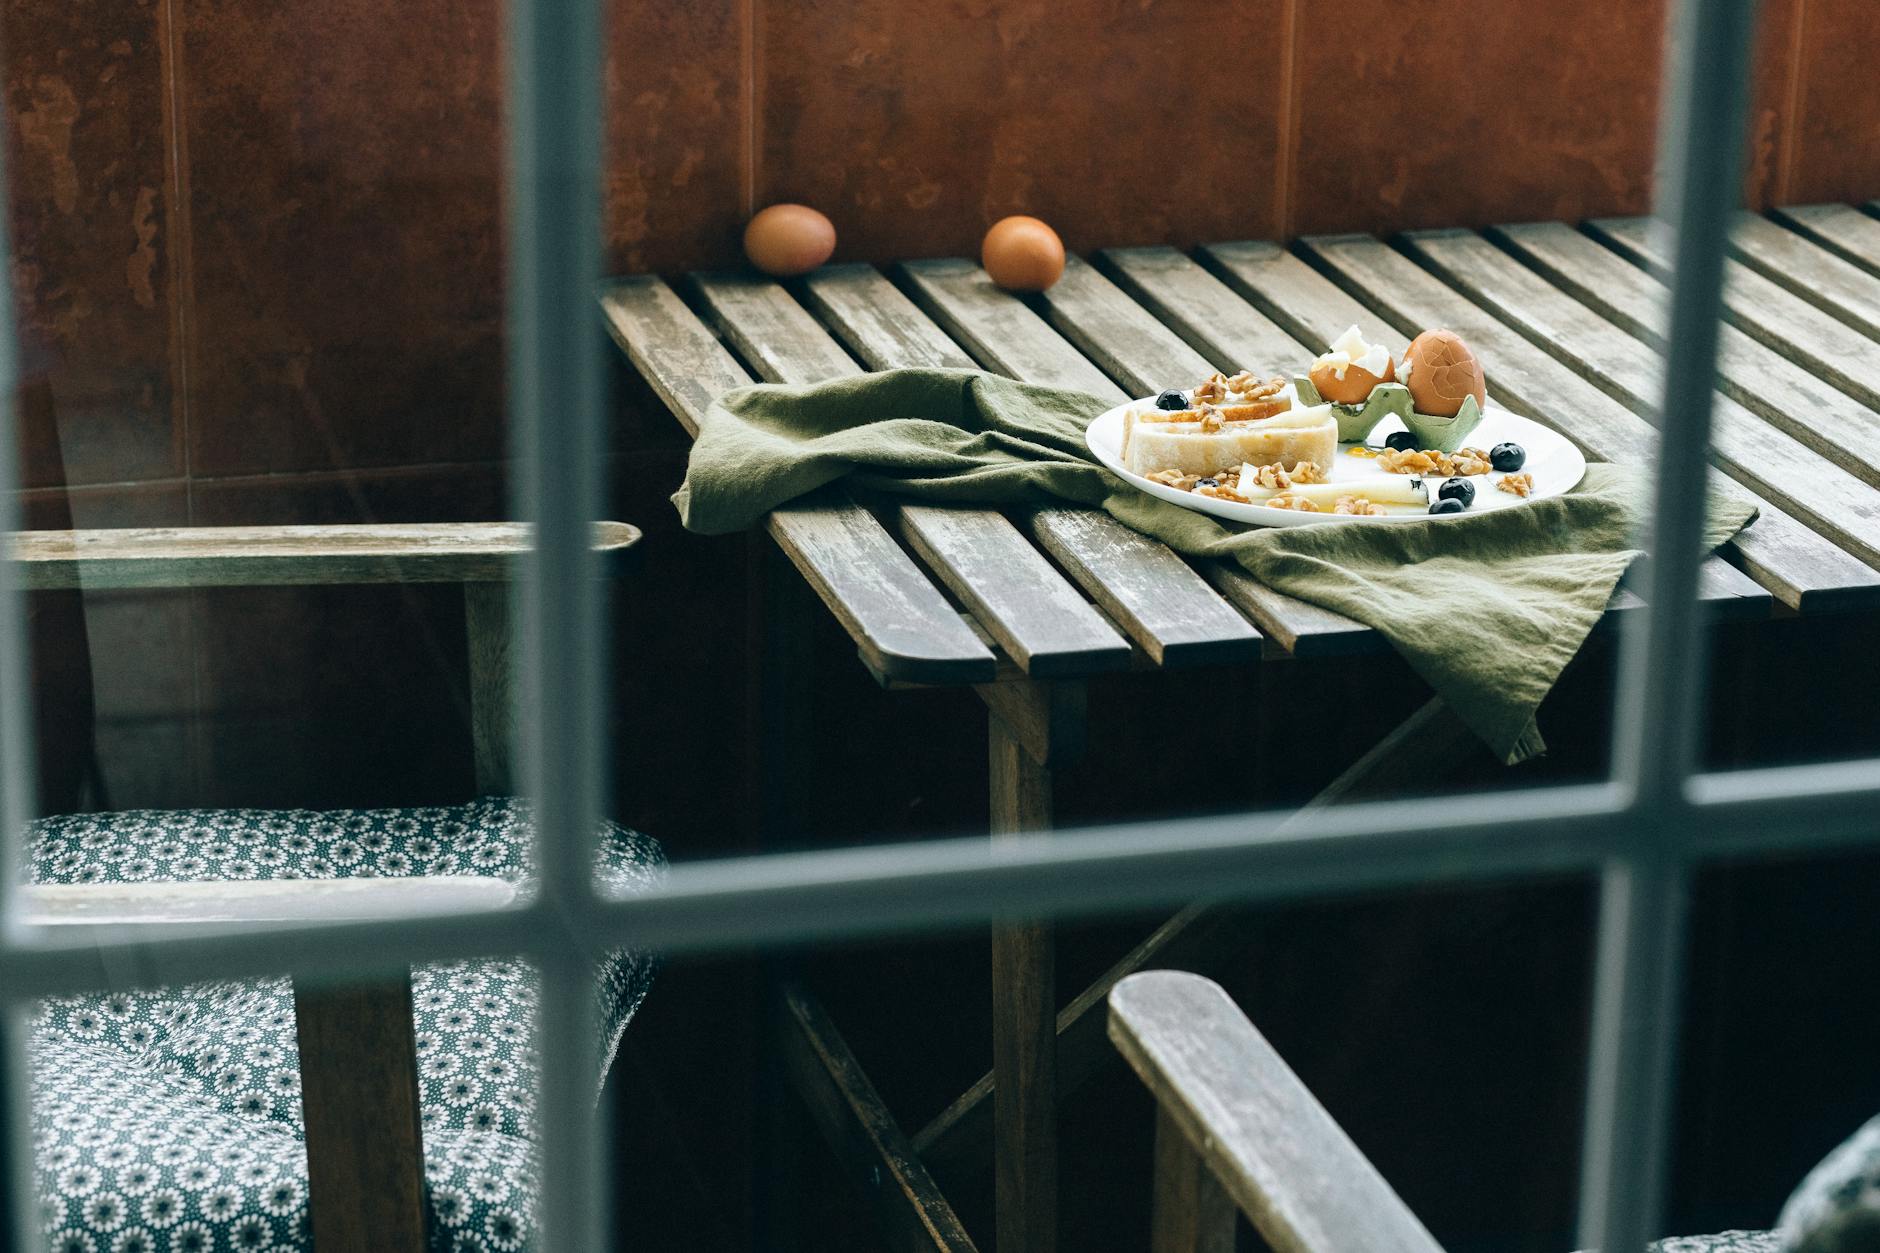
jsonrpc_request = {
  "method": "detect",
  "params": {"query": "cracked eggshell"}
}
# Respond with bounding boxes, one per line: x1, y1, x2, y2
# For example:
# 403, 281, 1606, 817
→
1401, 330, 1486, 418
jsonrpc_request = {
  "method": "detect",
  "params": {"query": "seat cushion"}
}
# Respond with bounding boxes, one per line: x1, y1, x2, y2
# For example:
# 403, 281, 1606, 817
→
1649, 1234, 1783, 1252
25, 797, 663, 1253
1779, 1113, 1880, 1253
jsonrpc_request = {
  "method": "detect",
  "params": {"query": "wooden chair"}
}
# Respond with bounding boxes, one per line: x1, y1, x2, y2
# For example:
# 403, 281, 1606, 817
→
1107, 971, 1778, 1253
13, 522, 661, 1253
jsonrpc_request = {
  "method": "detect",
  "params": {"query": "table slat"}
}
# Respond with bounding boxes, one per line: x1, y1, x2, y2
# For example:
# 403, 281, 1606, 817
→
1383, 229, 1880, 577
1492, 221, 1880, 487
801, 263, 980, 371
1769, 204, 1880, 281
1727, 212, 1880, 341
900, 258, 1262, 667
688, 271, 1131, 679
1192, 240, 1782, 616
599, 277, 996, 683
1587, 215, 1880, 418
1038, 255, 1385, 655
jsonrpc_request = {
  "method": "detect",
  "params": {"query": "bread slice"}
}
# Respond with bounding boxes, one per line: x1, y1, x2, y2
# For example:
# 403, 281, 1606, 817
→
1123, 401, 1337, 478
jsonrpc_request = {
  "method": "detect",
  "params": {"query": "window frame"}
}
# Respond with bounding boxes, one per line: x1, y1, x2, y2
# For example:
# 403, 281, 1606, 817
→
0, 0, 1856, 1248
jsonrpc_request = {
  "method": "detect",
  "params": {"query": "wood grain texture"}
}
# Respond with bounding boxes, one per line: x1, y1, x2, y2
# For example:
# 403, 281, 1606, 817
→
1492, 221, 1880, 486
898, 258, 1262, 667
1727, 212, 1880, 341
694, 267, 1132, 679
1237, 235, 1880, 612
464, 581, 514, 794
975, 676, 1087, 769
7, 522, 639, 590
1588, 215, 1880, 418
600, 277, 997, 683
1109, 971, 1444, 1253
294, 974, 429, 1253
990, 706, 1059, 1253
1152, 1104, 1237, 1253
1396, 228, 1880, 573
778, 982, 980, 1252
1771, 204, 1880, 279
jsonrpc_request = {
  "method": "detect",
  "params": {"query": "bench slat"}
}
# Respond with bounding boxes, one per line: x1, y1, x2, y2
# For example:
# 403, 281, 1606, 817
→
1040, 255, 1383, 656
599, 277, 996, 684
900, 258, 1262, 668
1772, 204, 1880, 280
1727, 211, 1880, 341
1109, 972, 1445, 1253
692, 271, 1131, 679
1587, 215, 1880, 418
1195, 240, 1777, 619
1494, 221, 1880, 487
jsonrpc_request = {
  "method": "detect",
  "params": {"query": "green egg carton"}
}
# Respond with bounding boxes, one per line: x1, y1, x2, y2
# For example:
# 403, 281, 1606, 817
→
1294, 376, 1485, 452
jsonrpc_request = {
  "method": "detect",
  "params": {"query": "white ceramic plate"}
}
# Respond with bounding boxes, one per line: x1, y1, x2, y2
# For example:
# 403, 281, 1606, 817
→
1085, 398, 1588, 527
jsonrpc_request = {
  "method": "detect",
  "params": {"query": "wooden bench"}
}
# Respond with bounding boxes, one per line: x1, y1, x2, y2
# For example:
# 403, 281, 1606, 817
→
602, 205, 1880, 1252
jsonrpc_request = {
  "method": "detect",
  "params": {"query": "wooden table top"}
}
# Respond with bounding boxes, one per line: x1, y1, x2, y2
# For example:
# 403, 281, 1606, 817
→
602, 206, 1880, 687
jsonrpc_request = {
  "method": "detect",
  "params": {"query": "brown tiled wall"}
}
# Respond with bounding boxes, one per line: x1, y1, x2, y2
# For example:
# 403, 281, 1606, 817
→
3, 0, 1877, 814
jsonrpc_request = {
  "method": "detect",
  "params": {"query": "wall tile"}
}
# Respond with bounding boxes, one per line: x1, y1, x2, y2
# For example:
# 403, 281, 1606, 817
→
604, 0, 747, 274
1786, 0, 1880, 204
4, 0, 177, 487
1290, 0, 1671, 236
760, 0, 1289, 262
178, 0, 508, 479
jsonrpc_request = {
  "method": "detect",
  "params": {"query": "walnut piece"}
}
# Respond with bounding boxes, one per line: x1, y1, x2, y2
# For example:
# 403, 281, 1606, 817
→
1191, 373, 1228, 404
1377, 446, 1491, 477
1332, 495, 1388, 516
1197, 404, 1224, 433
1497, 472, 1535, 498
1266, 494, 1321, 512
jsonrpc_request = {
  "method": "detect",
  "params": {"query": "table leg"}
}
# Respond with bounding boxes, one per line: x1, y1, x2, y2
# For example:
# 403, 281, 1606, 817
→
984, 678, 1084, 1253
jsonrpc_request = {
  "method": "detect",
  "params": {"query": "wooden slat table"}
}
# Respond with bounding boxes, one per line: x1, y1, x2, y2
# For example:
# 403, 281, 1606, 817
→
601, 204, 1880, 1253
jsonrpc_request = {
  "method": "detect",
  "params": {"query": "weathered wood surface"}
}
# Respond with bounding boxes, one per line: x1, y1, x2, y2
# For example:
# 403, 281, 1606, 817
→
20, 876, 516, 925
1244, 233, 1875, 612
1109, 971, 1445, 1253
295, 974, 430, 1253
1773, 204, 1880, 280
989, 702, 1060, 1253
779, 982, 980, 1253
1493, 221, 1880, 486
1727, 211, 1880, 341
6, 522, 639, 590
600, 277, 996, 683
1397, 227, 1880, 573
762, 265, 1135, 678
900, 258, 1262, 667
464, 582, 515, 794
1588, 215, 1880, 421
1153, 1103, 1237, 1253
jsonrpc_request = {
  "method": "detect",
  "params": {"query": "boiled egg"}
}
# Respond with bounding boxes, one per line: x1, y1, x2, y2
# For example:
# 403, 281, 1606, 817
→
1400, 329, 1486, 417
1308, 325, 1395, 404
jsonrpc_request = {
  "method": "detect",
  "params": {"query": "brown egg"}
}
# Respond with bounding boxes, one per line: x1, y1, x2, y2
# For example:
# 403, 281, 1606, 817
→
1308, 354, 1395, 405
743, 204, 836, 277
982, 216, 1066, 292
1401, 329, 1487, 417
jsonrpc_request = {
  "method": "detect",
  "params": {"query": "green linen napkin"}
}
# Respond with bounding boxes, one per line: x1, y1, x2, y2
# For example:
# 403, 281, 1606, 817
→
676, 368, 1754, 764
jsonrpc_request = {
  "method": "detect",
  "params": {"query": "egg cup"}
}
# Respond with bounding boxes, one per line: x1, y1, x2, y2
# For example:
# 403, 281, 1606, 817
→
1293, 377, 1485, 452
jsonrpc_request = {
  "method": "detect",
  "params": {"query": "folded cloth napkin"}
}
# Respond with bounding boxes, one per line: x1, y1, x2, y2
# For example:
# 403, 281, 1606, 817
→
676, 368, 1755, 764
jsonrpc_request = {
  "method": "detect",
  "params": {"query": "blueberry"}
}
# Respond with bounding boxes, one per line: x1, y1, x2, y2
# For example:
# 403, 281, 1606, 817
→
1428, 497, 1467, 515
1384, 431, 1420, 452
1490, 441, 1526, 472
1155, 390, 1188, 411
1195, 477, 1218, 488
1437, 477, 1476, 507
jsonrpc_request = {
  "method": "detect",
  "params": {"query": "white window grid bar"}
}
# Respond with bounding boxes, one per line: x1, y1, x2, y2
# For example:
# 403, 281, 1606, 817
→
0, 0, 1851, 1248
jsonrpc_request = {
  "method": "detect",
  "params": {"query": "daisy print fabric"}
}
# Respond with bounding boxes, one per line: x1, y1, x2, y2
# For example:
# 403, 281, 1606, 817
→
26, 797, 663, 1252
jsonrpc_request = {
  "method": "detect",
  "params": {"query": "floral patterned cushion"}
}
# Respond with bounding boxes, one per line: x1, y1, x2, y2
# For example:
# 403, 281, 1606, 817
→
25, 797, 663, 1253
1779, 1114, 1880, 1253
